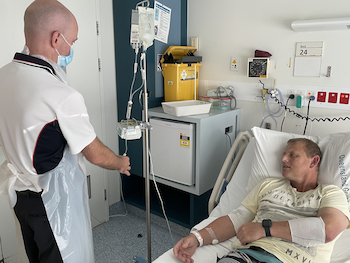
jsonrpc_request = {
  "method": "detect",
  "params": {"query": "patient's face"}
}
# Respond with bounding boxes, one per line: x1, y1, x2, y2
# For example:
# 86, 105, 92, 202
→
281, 141, 313, 181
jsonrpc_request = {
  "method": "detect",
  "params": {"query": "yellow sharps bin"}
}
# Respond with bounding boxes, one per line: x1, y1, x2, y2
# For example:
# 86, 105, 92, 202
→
161, 46, 202, 102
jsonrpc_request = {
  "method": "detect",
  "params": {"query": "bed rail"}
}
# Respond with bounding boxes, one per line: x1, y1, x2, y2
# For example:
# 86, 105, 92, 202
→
208, 130, 252, 214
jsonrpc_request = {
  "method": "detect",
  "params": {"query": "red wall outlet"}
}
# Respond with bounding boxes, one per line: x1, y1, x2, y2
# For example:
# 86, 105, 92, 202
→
328, 92, 338, 103
340, 93, 350, 104
317, 91, 326, 102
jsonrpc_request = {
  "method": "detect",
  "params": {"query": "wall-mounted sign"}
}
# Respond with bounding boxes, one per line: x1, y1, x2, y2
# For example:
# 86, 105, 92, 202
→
295, 41, 324, 57
294, 41, 324, 77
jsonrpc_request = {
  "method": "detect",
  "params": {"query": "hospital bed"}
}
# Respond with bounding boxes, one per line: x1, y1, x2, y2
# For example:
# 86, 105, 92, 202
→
153, 127, 350, 263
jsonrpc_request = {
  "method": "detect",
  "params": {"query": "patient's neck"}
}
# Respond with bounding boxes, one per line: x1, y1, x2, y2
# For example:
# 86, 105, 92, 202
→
290, 181, 318, 192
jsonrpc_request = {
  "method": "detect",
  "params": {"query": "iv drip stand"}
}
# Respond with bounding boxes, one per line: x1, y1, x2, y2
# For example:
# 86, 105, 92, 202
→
133, 51, 151, 263
132, 2, 152, 261
141, 51, 151, 263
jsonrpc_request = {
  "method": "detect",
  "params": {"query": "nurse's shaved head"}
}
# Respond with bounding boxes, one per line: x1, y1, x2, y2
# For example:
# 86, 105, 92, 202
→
24, 0, 74, 40
23, 0, 78, 60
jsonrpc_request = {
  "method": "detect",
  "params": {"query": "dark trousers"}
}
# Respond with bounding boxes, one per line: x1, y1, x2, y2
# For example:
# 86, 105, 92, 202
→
14, 190, 63, 263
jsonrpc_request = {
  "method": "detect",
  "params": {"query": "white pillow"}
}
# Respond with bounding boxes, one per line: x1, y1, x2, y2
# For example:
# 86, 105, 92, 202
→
318, 133, 350, 210
247, 127, 319, 193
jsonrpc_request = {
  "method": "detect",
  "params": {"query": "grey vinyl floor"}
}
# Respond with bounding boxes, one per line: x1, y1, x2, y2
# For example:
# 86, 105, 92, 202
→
92, 201, 190, 263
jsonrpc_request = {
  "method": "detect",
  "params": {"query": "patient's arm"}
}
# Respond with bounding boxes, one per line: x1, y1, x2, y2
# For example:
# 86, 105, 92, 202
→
174, 205, 256, 262
318, 207, 349, 242
173, 215, 236, 263
173, 236, 198, 263
199, 215, 237, 244
173, 207, 349, 262
236, 221, 291, 245
237, 207, 349, 246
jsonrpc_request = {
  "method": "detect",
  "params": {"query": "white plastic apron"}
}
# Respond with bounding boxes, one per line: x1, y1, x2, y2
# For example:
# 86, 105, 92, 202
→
0, 149, 94, 263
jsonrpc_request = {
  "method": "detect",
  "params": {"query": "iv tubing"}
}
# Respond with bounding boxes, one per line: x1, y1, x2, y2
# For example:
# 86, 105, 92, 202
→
136, 0, 149, 9
149, 151, 174, 243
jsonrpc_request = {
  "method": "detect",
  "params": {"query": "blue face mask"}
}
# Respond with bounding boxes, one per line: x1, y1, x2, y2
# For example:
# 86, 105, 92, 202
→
55, 33, 74, 67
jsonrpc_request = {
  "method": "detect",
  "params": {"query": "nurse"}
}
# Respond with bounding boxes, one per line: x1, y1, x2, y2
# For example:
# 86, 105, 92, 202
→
0, 0, 130, 262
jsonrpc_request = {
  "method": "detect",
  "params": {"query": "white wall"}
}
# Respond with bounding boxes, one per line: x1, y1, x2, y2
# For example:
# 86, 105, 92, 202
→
187, 0, 350, 137
98, 0, 121, 206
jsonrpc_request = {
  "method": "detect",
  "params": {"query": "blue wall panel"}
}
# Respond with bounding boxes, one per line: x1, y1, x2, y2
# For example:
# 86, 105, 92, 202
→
113, 0, 187, 176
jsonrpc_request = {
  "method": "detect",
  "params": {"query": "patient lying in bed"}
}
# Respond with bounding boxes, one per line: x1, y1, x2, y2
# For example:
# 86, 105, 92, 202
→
172, 138, 350, 263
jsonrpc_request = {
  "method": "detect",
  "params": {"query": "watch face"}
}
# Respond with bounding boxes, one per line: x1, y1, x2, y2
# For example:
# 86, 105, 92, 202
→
262, 219, 272, 227
248, 58, 269, 78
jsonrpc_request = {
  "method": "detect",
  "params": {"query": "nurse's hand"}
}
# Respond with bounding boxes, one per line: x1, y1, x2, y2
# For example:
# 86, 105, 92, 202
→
116, 155, 131, 176
173, 234, 198, 263
83, 137, 131, 175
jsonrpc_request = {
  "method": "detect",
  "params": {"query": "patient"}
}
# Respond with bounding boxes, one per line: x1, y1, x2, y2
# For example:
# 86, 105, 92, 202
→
173, 138, 350, 263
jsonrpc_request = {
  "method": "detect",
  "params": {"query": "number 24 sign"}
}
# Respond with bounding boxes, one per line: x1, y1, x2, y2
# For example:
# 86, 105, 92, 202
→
296, 41, 323, 57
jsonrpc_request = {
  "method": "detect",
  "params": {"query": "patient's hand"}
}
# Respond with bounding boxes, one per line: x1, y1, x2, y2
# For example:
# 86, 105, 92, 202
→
173, 234, 198, 263
236, 222, 265, 245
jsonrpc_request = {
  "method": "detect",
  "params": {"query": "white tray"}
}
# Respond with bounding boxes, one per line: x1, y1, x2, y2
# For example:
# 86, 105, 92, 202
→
161, 100, 212, 117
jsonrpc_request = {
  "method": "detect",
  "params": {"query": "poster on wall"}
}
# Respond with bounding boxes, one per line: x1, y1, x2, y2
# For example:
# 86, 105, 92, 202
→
154, 1, 171, 44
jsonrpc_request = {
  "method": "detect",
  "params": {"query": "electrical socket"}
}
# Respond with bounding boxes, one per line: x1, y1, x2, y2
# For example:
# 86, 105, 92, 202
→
306, 91, 316, 100
286, 89, 296, 106
287, 89, 295, 98
296, 90, 305, 97
225, 126, 233, 134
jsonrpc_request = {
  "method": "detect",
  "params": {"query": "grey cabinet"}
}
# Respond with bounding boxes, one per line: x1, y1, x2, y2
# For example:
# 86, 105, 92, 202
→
148, 107, 241, 195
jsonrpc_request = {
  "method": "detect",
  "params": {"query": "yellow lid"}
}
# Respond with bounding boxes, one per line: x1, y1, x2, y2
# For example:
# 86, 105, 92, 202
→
161, 46, 197, 63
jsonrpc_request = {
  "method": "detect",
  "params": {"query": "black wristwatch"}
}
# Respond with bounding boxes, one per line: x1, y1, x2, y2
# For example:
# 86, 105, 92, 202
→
262, 219, 272, 237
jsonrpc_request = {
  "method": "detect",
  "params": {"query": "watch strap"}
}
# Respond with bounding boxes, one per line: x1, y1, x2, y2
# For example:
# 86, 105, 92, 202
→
264, 225, 271, 237
262, 219, 272, 237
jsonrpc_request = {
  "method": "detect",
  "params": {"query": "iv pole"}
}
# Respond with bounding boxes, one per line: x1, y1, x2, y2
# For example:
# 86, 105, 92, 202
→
141, 51, 152, 263
130, 1, 152, 262
132, 45, 152, 263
